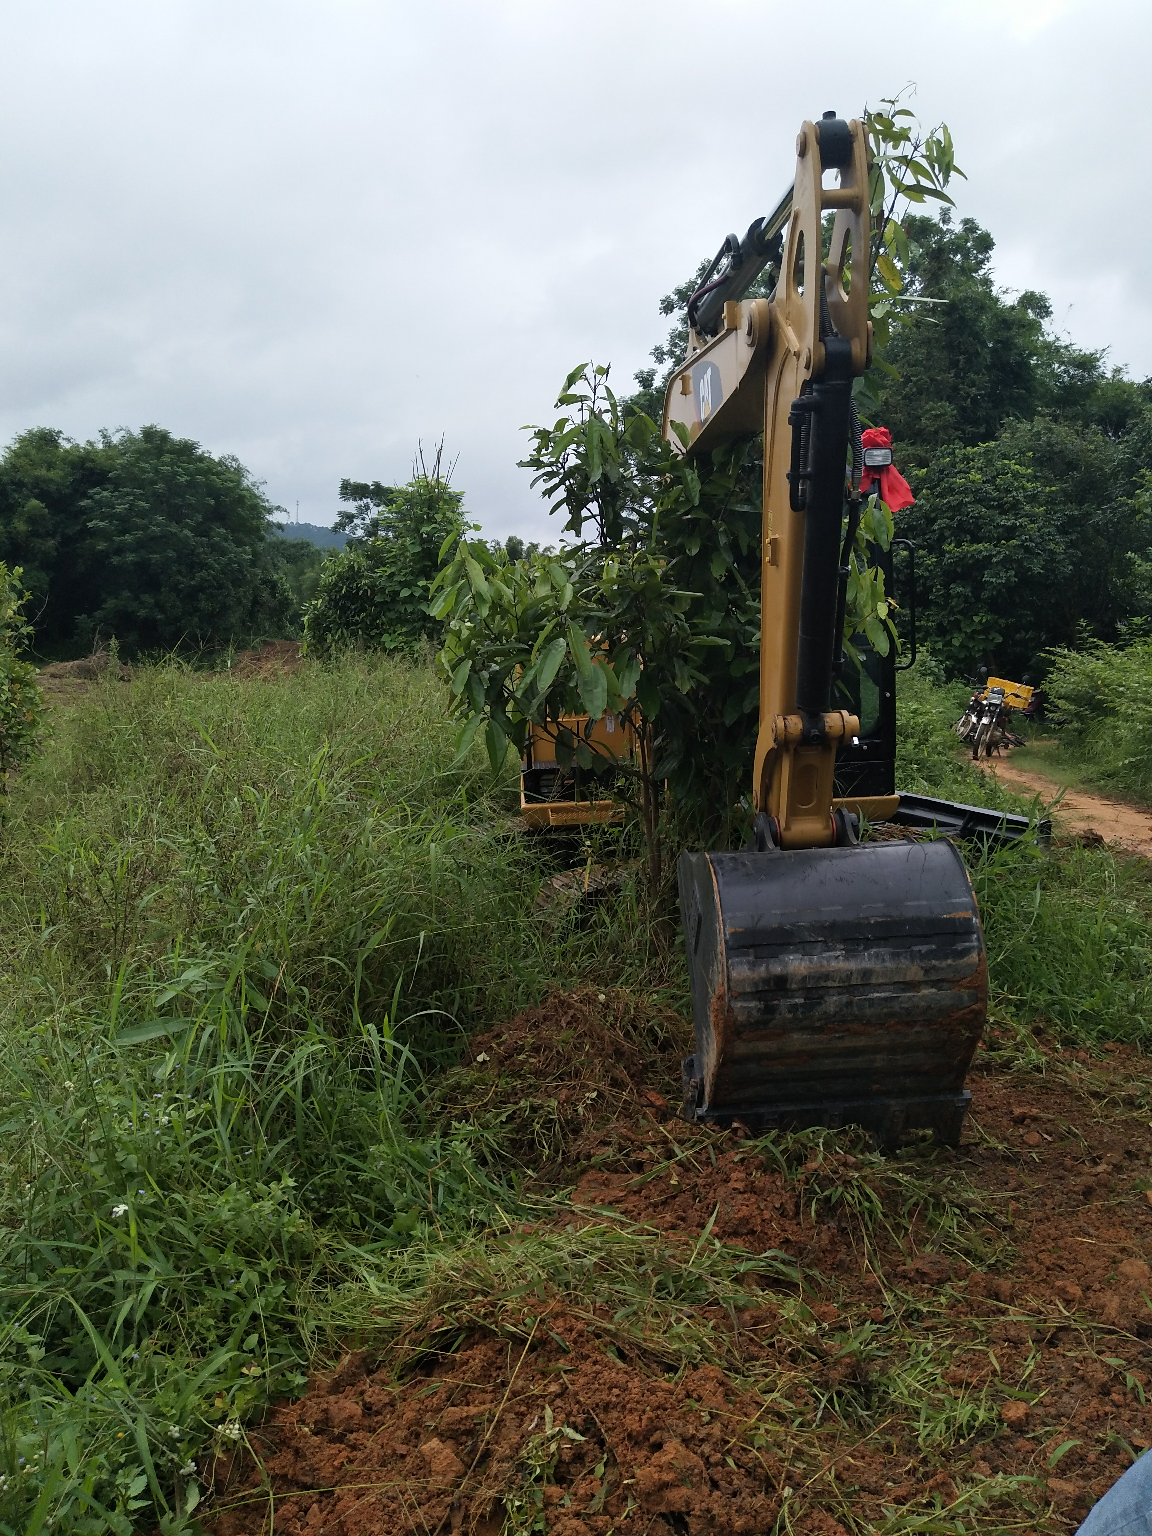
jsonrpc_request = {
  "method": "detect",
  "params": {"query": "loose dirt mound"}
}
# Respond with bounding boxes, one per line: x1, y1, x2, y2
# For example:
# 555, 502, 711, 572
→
425, 987, 687, 1172
228, 640, 303, 678
203, 997, 1152, 1535
208, 1333, 782, 1536
37, 646, 132, 703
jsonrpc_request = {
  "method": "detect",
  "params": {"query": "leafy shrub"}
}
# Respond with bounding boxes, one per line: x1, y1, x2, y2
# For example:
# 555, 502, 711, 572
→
0, 563, 44, 777
1045, 635, 1152, 804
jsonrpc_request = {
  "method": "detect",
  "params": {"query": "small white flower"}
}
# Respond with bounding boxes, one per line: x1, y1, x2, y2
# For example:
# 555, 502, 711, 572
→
220, 1419, 242, 1442
111, 1204, 128, 1218
597, 993, 606, 1002
63, 1081, 75, 1091
179, 1460, 196, 1476
169, 1425, 182, 1439
475, 1052, 490, 1063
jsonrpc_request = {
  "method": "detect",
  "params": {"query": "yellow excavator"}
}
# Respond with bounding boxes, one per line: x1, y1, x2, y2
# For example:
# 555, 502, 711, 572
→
664, 112, 1033, 1147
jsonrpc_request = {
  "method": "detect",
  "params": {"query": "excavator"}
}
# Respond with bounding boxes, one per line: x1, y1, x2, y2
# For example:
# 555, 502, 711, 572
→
664, 112, 1037, 1147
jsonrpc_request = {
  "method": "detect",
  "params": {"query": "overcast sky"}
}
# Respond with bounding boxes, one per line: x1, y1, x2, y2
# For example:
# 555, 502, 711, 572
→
0, 0, 1147, 539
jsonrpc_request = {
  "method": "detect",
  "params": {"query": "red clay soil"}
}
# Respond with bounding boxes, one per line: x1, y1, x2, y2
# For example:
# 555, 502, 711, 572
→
202, 998, 1152, 1536
975, 754, 1152, 859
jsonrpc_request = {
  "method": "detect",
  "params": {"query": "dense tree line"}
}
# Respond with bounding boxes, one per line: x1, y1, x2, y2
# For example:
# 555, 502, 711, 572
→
0, 423, 471, 662
883, 213, 1152, 676
0, 426, 294, 656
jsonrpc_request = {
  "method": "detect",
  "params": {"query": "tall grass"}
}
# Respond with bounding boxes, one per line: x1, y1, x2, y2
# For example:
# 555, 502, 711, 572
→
0, 655, 563, 1533
1045, 636, 1152, 805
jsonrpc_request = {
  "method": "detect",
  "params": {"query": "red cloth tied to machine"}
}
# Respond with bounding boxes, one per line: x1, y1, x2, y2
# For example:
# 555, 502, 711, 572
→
860, 427, 915, 511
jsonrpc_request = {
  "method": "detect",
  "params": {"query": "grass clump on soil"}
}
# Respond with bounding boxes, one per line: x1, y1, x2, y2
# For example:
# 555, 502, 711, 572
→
3, 652, 1152, 1535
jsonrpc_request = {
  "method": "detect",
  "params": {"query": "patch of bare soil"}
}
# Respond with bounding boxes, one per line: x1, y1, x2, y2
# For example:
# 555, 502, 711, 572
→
976, 756, 1152, 858
36, 646, 132, 704
202, 995, 1152, 1536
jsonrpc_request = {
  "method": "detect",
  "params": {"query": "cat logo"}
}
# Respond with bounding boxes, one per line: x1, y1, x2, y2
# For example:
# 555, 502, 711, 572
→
691, 360, 723, 424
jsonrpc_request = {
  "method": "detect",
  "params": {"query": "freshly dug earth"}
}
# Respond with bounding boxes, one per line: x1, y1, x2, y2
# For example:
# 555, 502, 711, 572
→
204, 994, 1152, 1536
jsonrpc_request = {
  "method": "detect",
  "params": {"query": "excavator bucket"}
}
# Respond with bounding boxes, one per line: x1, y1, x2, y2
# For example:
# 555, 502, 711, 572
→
678, 838, 987, 1146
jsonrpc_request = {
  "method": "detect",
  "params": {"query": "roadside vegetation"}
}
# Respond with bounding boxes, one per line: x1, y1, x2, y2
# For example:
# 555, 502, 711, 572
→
1030, 637, 1152, 808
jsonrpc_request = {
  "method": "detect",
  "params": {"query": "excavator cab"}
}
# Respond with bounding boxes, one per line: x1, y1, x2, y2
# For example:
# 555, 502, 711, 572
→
666, 113, 1033, 1148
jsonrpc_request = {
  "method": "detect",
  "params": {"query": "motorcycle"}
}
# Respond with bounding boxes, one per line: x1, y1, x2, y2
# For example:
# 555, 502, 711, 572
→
970, 686, 1025, 759
955, 689, 984, 748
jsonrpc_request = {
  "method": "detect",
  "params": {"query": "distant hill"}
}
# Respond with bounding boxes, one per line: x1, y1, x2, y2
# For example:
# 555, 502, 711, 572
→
271, 522, 347, 550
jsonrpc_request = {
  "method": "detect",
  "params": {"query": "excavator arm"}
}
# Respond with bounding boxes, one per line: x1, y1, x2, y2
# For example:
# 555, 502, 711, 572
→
665, 111, 870, 848
666, 114, 990, 1148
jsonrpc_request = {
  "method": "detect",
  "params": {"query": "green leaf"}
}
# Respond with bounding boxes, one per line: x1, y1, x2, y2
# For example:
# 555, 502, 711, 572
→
616, 654, 641, 700
577, 662, 608, 722
115, 1018, 194, 1045
462, 551, 490, 599
1047, 1440, 1081, 1468
863, 614, 891, 655
485, 717, 508, 773
876, 252, 903, 293
452, 713, 484, 763
566, 621, 593, 680
449, 658, 471, 696
534, 636, 568, 693
636, 672, 661, 720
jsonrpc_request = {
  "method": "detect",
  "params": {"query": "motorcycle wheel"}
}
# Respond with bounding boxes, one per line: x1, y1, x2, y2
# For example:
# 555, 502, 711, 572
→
972, 723, 990, 759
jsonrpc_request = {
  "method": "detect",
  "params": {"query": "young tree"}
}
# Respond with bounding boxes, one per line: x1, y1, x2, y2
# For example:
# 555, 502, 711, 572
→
303, 453, 468, 657
433, 366, 895, 886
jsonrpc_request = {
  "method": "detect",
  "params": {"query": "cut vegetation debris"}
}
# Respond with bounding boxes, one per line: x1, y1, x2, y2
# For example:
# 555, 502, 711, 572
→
1, 656, 1152, 1535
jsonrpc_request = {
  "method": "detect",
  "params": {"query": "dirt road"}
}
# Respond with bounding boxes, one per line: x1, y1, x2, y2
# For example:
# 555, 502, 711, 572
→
976, 754, 1152, 858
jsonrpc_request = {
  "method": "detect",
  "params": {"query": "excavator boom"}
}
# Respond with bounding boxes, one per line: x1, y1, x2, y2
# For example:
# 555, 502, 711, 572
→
666, 114, 988, 1146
